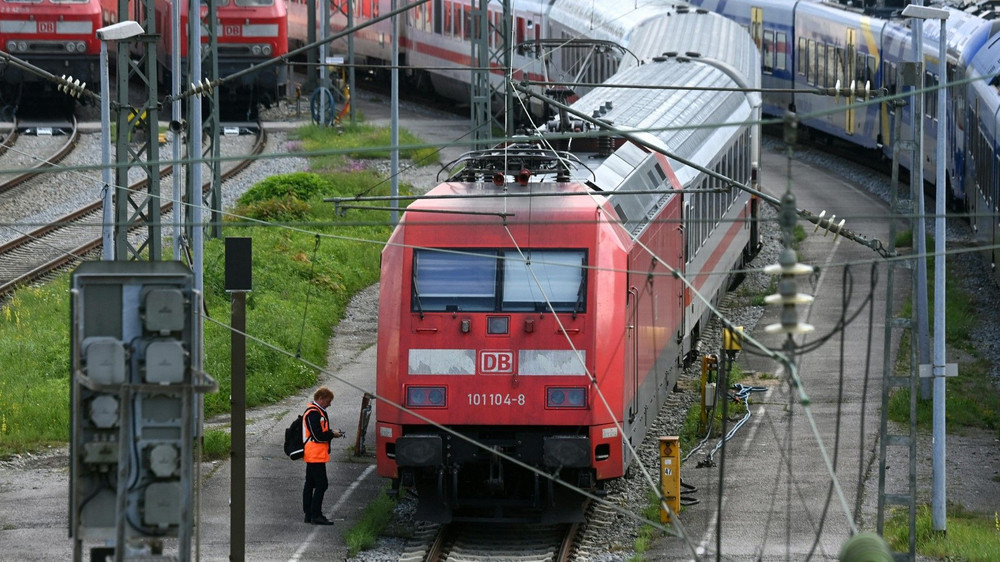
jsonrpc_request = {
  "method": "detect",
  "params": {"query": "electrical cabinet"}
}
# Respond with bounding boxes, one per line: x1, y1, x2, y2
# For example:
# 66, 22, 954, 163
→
69, 261, 213, 559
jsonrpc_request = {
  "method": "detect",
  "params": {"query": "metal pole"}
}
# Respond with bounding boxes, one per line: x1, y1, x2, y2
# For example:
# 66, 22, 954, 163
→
348, 0, 355, 124
172, 0, 182, 260
319, 0, 328, 121
391, 0, 399, 225
912, 18, 932, 400
230, 290, 246, 561
100, 41, 114, 260
932, 17, 948, 533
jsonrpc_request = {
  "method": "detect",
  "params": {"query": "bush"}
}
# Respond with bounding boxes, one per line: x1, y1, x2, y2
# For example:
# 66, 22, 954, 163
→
237, 172, 336, 206
235, 196, 311, 222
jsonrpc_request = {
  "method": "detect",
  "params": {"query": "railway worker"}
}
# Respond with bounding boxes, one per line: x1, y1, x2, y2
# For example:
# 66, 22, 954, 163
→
302, 386, 343, 525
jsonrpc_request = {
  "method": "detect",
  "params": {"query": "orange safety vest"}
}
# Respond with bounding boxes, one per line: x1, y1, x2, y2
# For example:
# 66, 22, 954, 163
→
302, 404, 330, 463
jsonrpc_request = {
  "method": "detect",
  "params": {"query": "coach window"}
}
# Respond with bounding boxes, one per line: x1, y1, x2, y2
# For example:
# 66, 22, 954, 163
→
832, 46, 843, 89
798, 38, 808, 77
464, 5, 472, 40
925, 72, 937, 119
775, 32, 787, 71
811, 41, 821, 87
762, 30, 774, 73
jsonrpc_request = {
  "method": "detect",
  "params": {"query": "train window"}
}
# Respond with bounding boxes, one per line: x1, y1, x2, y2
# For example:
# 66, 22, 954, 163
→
925, 73, 937, 119
434, 0, 442, 34
502, 250, 586, 313
412, 250, 498, 312
464, 5, 472, 40
831, 46, 842, 89
444, 1, 452, 36
807, 39, 826, 86
762, 30, 774, 73
798, 38, 807, 76
776, 32, 787, 71
235, 0, 273, 5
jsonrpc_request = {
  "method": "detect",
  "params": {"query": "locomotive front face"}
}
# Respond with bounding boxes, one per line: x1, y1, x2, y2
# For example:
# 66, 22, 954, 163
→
374, 182, 630, 522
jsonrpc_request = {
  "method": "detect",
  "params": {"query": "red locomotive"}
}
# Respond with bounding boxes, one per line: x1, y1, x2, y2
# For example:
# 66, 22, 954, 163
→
99, 0, 289, 115
373, 5, 762, 522
0, 0, 103, 111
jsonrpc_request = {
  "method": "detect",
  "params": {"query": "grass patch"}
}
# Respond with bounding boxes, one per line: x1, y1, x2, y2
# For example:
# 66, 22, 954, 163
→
201, 428, 231, 462
0, 123, 412, 458
884, 504, 1000, 561
292, 122, 439, 170
343, 489, 397, 557
887, 261, 996, 436
631, 488, 668, 561
0, 280, 73, 456
888, 359, 1000, 435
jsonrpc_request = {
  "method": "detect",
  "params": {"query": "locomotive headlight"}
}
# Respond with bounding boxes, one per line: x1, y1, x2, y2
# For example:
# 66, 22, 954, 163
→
76, 41, 87, 53
251, 45, 262, 56
406, 386, 446, 408
66, 42, 77, 53
261, 44, 272, 56
546, 387, 587, 408
5, 41, 15, 52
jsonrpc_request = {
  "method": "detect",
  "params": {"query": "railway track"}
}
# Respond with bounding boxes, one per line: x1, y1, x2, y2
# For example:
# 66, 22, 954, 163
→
398, 511, 586, 562
0, 117, 78, 196
0, 125, 267, 300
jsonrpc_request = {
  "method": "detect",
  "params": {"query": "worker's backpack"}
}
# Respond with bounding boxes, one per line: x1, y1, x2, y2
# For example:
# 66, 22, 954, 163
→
283, 414, 305, 460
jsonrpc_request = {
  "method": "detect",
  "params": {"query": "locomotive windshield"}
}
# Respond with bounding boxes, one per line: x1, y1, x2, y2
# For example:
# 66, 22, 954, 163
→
411, 249, 587, 313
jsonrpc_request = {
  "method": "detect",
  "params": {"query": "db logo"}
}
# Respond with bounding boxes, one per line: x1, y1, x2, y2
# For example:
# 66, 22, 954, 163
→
224, 25, 241, 37
39, 21, 56, 34
479, 351, 514, 374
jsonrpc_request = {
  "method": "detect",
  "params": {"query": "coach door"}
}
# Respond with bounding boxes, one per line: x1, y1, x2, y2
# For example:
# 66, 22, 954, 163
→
750, 7, 763, 52
626, 287, 639, 427
845, 28, 857, 135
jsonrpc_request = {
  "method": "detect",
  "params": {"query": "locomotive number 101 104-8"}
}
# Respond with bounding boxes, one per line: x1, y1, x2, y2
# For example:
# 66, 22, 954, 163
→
468, 393, 527, 407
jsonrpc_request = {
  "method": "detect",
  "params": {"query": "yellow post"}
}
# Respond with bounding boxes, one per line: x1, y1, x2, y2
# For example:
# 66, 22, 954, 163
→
659, 436, 681, 524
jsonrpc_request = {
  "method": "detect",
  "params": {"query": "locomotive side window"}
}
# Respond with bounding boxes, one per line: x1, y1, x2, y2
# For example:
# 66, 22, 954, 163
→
411, 249, 587, 313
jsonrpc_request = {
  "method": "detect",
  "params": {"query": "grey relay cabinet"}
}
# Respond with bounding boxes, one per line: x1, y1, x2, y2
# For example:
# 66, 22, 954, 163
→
69, 261, 216, 561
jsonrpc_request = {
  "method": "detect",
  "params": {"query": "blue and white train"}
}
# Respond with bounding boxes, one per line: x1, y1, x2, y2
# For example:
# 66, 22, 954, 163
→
689, 0, 1000, 284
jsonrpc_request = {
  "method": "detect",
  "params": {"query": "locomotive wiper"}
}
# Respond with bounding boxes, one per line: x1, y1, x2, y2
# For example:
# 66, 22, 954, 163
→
412, 269, 424, 319
573, 257, 587, 319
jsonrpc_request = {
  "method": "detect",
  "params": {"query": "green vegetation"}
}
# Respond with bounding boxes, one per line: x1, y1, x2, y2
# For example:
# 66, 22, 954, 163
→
884, 505, 1000, 562
0, 280, 73, 454
201, 428, 231, 462
678, 362, 750, 457
0, 122, 426, 458
883, 238, 1000, 556
294, 122, 439, 170
887, 261, 998, 438
343, 490, 397, 557
631, 488, 667, 561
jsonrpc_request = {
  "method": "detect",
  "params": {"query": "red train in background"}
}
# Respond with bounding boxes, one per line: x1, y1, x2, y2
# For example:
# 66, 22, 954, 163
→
373, 4, 762, 523
99, 0, 289, 117
0, 0, 103, 114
